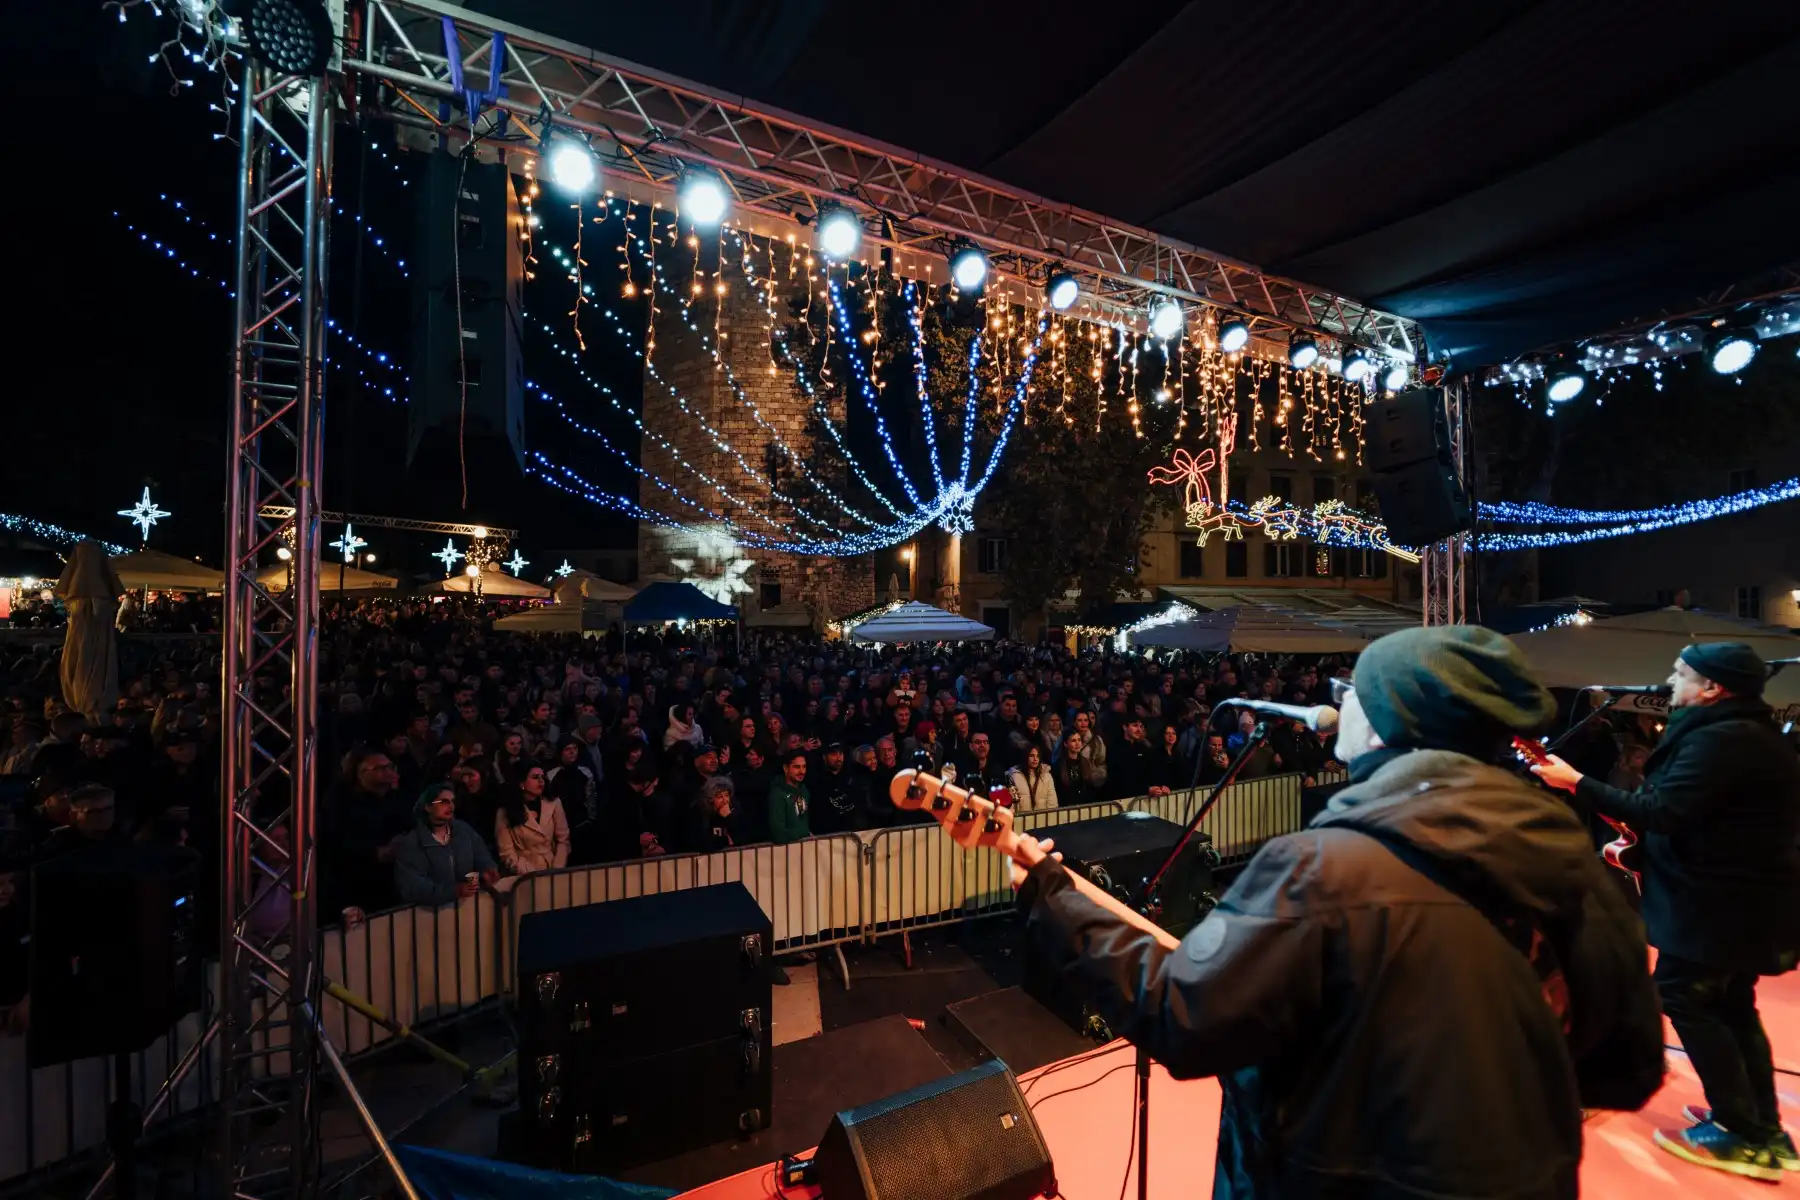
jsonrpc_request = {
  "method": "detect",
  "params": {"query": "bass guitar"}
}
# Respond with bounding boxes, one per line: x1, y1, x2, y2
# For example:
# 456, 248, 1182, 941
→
1511, 736, 1642, 893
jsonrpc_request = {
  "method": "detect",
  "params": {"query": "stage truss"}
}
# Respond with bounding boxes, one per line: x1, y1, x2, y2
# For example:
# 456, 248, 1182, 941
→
351, 0, 1420, 358
1421, 379, 1471, 627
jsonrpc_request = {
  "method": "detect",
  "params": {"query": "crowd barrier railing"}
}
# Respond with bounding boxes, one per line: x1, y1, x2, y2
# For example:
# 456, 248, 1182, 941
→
1, 770, 1328, 1188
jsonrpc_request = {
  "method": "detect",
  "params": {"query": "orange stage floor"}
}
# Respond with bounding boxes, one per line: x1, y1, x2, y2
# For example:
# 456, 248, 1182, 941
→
681, 969, 1800, 1199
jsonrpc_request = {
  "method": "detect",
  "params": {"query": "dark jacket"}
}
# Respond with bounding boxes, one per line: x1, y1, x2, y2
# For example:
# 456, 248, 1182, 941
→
1576, 694, 1800, 971
809, 765, 872, 835
1026, 749, 1662, 1200
392, 817, 496, 906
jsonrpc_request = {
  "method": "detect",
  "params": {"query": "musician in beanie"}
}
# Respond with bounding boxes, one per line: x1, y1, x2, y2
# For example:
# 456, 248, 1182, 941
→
1534, 641, 1800, 1179
1011, 626, 1663, 1199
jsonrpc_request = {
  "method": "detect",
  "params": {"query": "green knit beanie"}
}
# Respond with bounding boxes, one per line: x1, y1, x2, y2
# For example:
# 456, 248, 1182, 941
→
1353, 625, 1555, 752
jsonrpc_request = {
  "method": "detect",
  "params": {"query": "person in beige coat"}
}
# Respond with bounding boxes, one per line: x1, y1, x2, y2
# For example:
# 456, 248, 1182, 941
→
494, 765, 571, 876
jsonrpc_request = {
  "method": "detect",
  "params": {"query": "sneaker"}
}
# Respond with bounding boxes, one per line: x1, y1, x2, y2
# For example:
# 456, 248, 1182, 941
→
1653, 1120, 1782, 1182
1684, 1107, 1800, 1172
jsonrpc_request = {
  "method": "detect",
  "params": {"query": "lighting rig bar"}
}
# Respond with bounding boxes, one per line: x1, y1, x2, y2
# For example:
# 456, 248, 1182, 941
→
350, 0, 1421, 358
257, 505, 518, 539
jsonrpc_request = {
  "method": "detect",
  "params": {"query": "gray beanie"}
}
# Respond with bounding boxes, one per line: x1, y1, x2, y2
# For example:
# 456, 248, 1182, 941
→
1354, 625, 1556, 752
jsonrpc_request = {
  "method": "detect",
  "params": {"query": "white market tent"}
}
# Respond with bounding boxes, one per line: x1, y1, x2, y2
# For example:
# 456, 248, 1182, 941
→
551, 570, 637, 604
849, 601, 993, 643
1129, 605, 1371, 654
257, 562, 398, 592
493, 605, 610, 634
421, 571, 552, 599
1509, 608, 1800, 718
109, 548, 224, 591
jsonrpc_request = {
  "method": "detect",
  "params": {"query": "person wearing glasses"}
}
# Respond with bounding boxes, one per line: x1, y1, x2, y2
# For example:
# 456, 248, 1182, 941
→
493, 764, 571, 876
394, 782, 499, 906
1008, 626, 1664, 1200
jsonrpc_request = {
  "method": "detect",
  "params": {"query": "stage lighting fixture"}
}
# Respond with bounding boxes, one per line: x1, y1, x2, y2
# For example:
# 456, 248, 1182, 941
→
546, 136, 597, 194
817, 206, 862, 259
1046, 271, 1080, 311
1546, 368, 1586, 404
1149, 301, 1184, 341
245, 0, 334, 76
1382, 362, 1409, 391
1289, 337, 1320, 370
1217, 317, 1250, 354
1341, 348, 1372, 382
950, 245, 989, 291
1707, 330, 1758, 375
679, 173, 729, 227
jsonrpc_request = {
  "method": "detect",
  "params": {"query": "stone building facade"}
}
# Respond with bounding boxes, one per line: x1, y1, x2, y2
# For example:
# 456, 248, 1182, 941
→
636, 240, 875, 624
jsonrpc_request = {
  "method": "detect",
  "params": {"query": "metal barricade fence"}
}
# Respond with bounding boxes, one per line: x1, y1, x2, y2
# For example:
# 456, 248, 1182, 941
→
0, 775, 1331, 1186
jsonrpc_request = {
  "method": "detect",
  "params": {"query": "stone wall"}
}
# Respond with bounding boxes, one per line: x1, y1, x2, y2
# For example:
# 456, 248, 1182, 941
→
637, 240, 874, 624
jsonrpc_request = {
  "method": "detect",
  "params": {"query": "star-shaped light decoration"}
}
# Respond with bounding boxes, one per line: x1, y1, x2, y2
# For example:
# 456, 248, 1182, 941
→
505, 550, 529, 576
118, 486, 171, 541
330, 524, 368, 563
431, 538, 462, 574
554, 559, 575, 577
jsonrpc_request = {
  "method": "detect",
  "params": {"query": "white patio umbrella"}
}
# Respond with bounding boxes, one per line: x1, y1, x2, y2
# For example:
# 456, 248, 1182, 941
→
849, 601, 993, 643
55, 541, 124, 719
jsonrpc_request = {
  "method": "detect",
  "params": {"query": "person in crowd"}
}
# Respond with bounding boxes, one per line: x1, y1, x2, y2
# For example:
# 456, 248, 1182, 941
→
1054, 731, 1103, 807
1147, 721, 1189, 796
546, 736, 599, 859
522, 700, 561, 753
444, 699, 500, 757
36, 784, 129, 862
494, 764, 571, 876
940, 709, 971, 765
1533, 642, 1800, 1178
393, 782, 500, 906
767, 748, 812, 844
0, 862, 28, 1035
1010, 626, 1665, 1199
1109, 716, 1155, 800
809, 742, 871, 834
1, 718, 42, 776
1007, 744, 1057, 810
494, 729, 529, 781
1038, 711, 1064, 764
1070, 710, 1108, 783
1224, 709, 1280, 779
664, 701, 703, 752
612, 765, 674, 859
686, 775, 743, 853
959, 731, 1003, 800
903, 718, 943, 772
324, 748, 411, 914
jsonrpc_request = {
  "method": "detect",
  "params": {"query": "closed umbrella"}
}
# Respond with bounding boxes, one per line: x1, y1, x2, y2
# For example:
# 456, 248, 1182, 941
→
55, 540, 124, 720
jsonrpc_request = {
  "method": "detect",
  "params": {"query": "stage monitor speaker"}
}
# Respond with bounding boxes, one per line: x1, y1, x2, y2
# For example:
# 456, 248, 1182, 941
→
28, 843, 202, 1067
813, 1059, 1055, 1200
408, 150, 526, 470
1369, 457, 1473, 546
1363, 388, 1445, 474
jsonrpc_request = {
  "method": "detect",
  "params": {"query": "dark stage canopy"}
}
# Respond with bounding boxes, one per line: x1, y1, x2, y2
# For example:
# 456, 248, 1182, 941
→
468, 0, 1800, 369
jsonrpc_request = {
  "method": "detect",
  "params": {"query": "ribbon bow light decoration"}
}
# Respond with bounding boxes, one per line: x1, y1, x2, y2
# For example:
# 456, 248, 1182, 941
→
1146, 448, 1218, 516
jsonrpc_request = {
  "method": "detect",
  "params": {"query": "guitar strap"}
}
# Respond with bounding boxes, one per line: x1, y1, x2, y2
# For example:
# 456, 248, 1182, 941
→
1346, 827, 1572, 1036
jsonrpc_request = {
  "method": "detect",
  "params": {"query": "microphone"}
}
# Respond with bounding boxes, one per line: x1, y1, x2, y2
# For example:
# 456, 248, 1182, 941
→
1582, 684, 1673, 696
1216, 697, 1339, 732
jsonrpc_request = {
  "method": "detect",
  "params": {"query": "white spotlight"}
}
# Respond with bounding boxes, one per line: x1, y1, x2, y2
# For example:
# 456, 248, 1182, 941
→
679, 174, 729, 227
1046, 272, 1080, 311
951, 245, 989, 291
817, 207, 861, 259
1217, 318, 1250, 354
1708, 331, 1758, 375
1289, 337, 1320, 370
546, 137, 597, 194
1546, 369, 1586, 404
1382, 362, 1409, 391
1148, 301, 1184, 341
1341, 348, 1372, 382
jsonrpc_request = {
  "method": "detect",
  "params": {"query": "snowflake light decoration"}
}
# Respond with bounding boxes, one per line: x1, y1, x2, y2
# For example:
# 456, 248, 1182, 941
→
118, 487, 171, 541
330, 524, 367, 563
431, 539, 462, 574
505, 550, 529, 576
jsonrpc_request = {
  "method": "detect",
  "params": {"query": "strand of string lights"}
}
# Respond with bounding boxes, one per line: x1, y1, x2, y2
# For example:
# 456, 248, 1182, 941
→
0, 513, 126, 556
1476, 478, 1800, 550
1479, 478, 1800, 526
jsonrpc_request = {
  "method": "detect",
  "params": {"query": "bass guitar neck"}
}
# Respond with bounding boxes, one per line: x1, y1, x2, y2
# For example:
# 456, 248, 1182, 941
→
1511, 736, 1642, 894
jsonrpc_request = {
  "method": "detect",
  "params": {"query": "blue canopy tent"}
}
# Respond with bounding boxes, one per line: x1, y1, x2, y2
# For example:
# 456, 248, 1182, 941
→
621, 581, 740, 650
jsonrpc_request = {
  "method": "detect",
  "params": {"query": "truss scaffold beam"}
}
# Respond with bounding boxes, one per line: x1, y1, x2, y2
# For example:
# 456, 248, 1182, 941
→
350, 0, 1421, 358
220, 62, 335, 1200
1422, 379, 1471, 627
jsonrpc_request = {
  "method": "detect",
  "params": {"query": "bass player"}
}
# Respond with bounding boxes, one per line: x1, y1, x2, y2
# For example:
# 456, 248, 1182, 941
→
1533, 641, 1800, 1179
1007, 626, 1664, 1198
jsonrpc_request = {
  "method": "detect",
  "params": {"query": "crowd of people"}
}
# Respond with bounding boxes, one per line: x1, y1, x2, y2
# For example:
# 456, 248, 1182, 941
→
0, 597, 1346, 1016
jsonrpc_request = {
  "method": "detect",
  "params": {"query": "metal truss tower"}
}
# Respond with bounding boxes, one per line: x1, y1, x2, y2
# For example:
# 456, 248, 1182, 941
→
1421, 379, 1471, 627
219, 62, 335, 1200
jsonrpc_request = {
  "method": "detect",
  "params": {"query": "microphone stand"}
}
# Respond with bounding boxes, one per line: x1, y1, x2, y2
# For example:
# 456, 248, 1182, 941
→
1122, 718, 1275, 1200
1545, 691, 1624, 756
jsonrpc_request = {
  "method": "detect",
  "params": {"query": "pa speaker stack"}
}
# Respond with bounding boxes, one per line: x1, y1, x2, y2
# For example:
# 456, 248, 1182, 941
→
1362, 388, 1472, 546
513, 883, 772, 1175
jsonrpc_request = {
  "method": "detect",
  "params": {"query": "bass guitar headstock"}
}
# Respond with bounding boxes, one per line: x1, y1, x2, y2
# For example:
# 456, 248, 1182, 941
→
890, 768, 1020, 853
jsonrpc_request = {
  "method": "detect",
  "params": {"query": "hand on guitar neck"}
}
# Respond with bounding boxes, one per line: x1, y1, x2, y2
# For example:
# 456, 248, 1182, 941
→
1512, 737, 1643, 893
888, 768, 1182, 951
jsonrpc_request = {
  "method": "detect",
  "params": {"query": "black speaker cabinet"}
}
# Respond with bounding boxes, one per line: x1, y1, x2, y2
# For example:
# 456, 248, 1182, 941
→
814, 1059, 1055, 1200
408, 151, 526, 468
1363, 388, 1443, 473
1369, 457, 1472, 545
28, 842, 202, 1067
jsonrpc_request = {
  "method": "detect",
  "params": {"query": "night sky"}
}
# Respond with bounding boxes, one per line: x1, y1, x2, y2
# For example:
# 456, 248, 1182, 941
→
5, 2, 643, 577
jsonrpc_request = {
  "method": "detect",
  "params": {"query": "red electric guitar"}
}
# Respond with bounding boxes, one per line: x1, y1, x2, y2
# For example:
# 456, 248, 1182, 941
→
1512, 736, 1641, 893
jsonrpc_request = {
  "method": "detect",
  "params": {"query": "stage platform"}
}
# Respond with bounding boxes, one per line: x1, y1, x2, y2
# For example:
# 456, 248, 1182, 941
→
677, 968, 1800, 1199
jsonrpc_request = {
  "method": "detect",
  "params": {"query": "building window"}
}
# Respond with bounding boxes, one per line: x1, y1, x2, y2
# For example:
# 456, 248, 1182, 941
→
1312, 476, 1336, 504
978, 536, 1008, 575
1728, 468, 1755, 492
1225, 540, 1248, 578
1312, 547, 1334, 578
1264, 540, 1304, 578
1356, 479, 1377, 513
1737, 586, 1762, 620
1267, 474, 1293, 502
1229, 474, 1249, 507
760, 581, 781, 609
1178, 540, 1205, 578
1350, 549, 1388, 579
1654, 589, 1677, 607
